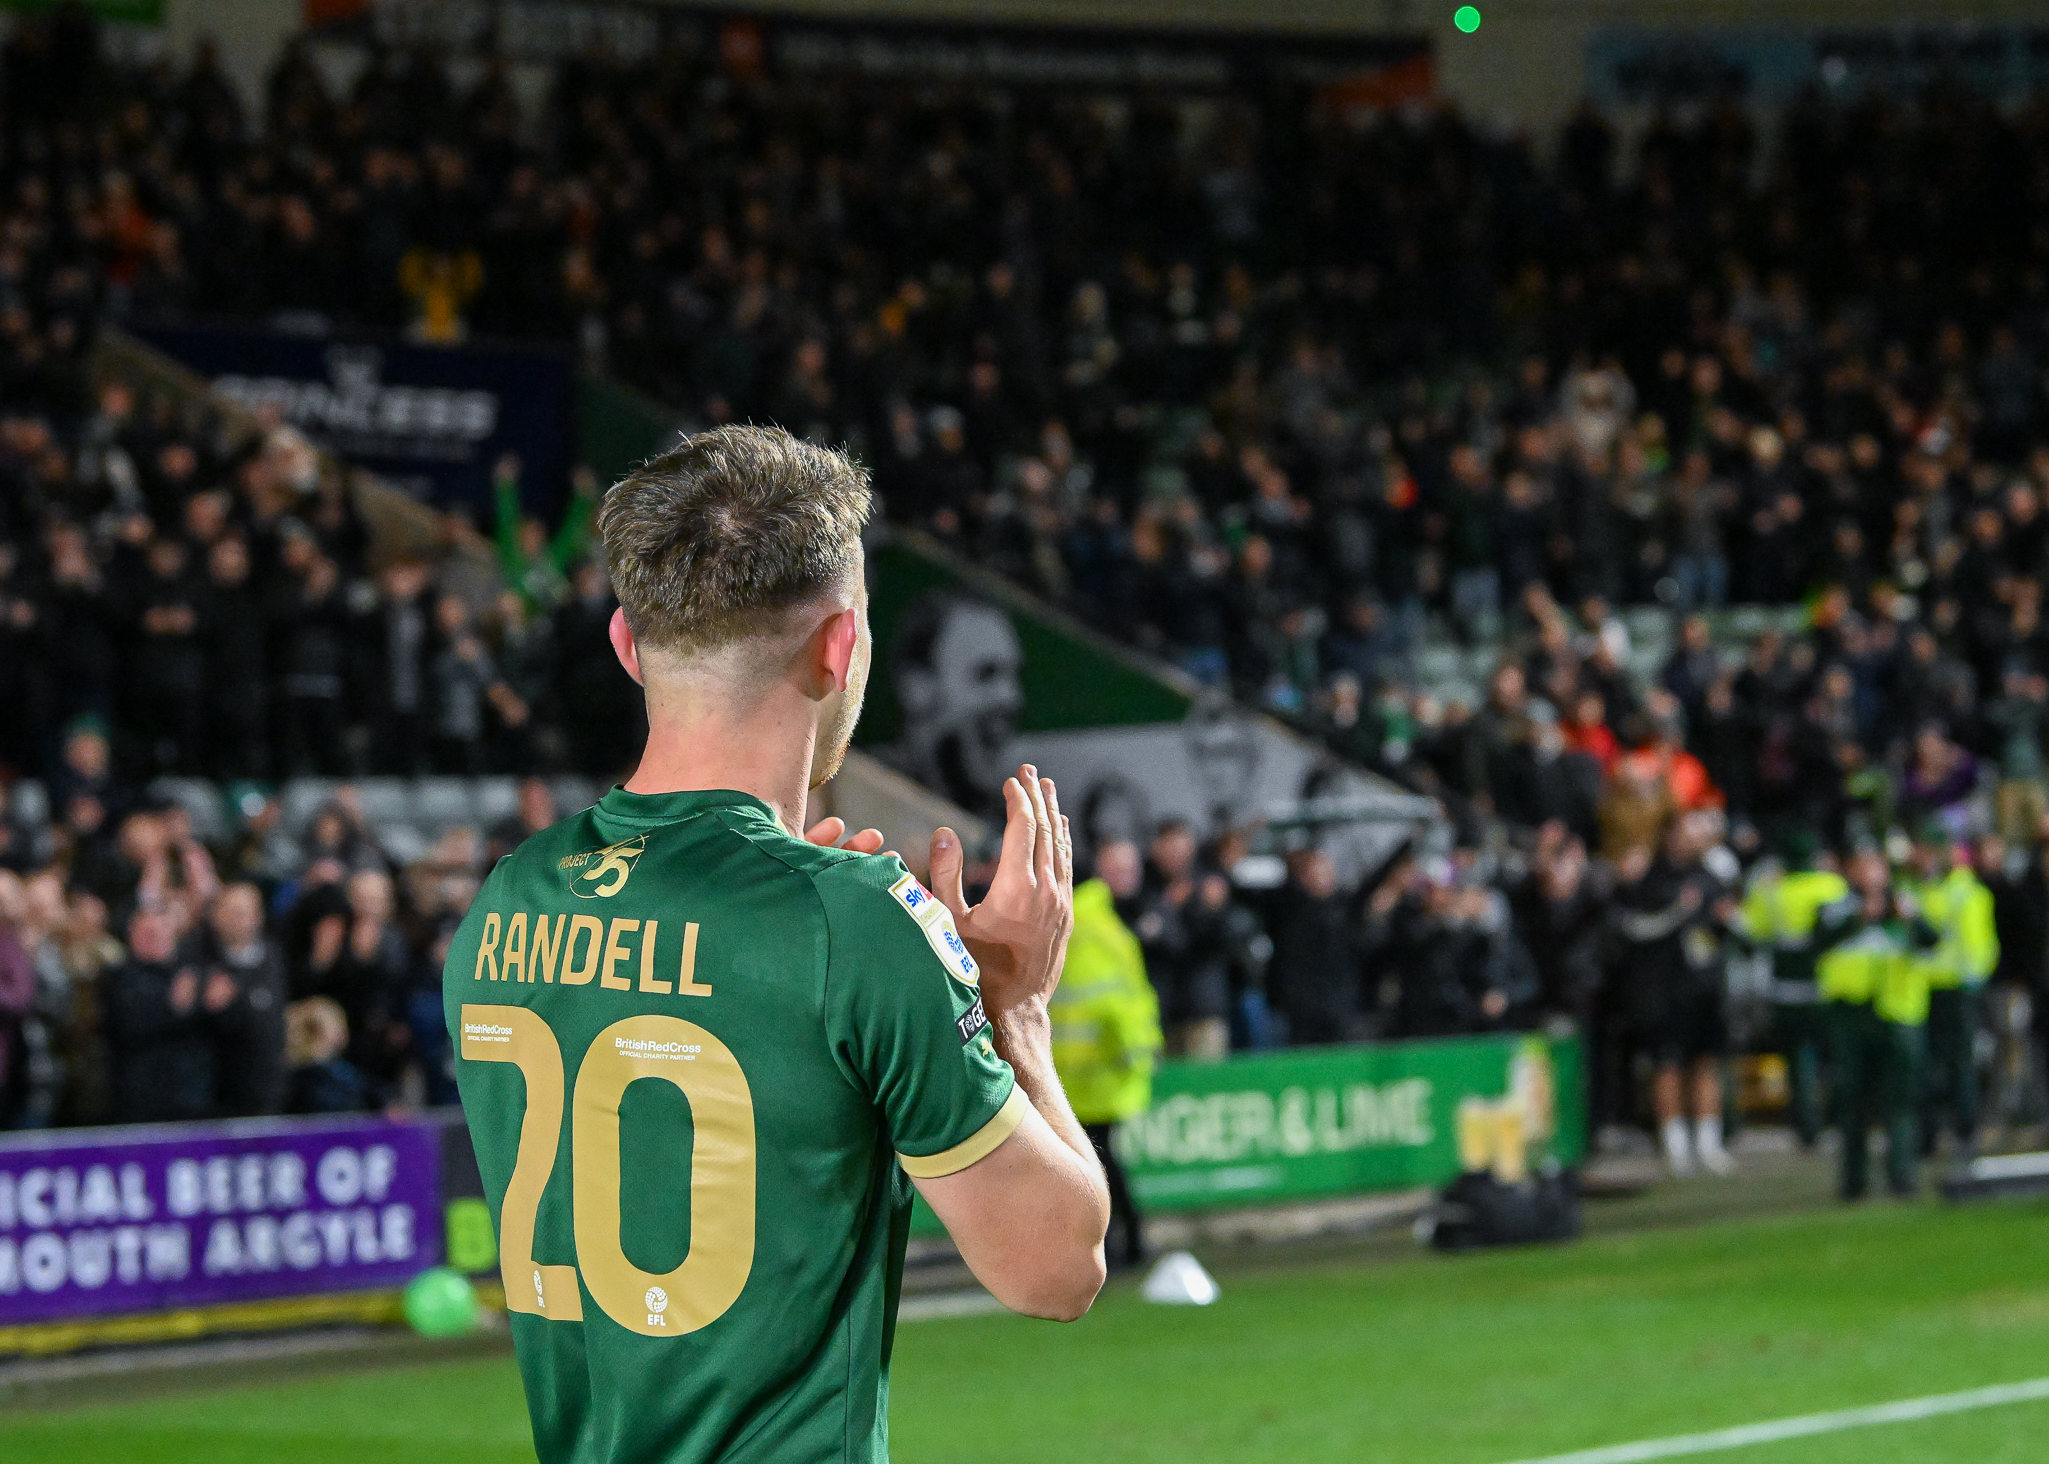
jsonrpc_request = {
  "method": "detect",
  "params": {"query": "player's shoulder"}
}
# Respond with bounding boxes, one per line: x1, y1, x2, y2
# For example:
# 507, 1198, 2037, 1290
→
717, 831, 961, 968
816, 856, 984, 988
712, 809, 870, 882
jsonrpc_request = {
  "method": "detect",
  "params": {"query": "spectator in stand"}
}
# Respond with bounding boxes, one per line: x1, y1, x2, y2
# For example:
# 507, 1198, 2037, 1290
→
1984, 667, 2049, 843
283, 995, 370, 1114
9, 866, 73, 1128
1614, 814, 1739, 1177
1511, 824, 1617, 1123
370, 559, 436, 776
51, 882, 121, 1126
1125, 821, 1210, 1058
296, 867, 412, 1103
1369, 855, 1540, 1039
191, 882, 287, 1117
1899, 724, 1981, 843
488, 776, 559, 864
1268, 847, 1362, 1045
1498, 701, 1603, 844
1170, 867, 1249, 1064
103, 906, 214, 1124
1562, 691, 1622, 774
273, 532, 351, 776
494, 456, 595, 613
128, 534, 206, 776
428, 593, 508, 774
0, 873, 39, 1125
199, 533, 270, 779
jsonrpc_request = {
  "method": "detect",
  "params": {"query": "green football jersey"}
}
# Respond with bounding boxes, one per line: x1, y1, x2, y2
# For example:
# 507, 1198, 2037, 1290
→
445, 787, 1021, 1464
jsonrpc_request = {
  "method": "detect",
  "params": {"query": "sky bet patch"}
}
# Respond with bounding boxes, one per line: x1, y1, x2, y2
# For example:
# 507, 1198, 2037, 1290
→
889, 873, 981, 987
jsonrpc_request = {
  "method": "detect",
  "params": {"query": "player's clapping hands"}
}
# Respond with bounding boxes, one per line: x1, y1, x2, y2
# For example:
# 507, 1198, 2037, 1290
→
928, 764, 1074, 1013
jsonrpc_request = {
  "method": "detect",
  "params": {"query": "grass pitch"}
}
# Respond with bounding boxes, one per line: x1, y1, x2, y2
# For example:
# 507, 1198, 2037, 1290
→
3, 1196, 2047, 1464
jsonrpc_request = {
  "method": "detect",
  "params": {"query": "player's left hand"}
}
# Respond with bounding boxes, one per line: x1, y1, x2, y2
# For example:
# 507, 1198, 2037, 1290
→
927, 765, 1073, 1015
804, 816, 886, 855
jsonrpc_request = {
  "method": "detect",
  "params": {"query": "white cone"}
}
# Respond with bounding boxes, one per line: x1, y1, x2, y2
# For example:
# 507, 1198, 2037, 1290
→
1141, 1250, 1220, 1306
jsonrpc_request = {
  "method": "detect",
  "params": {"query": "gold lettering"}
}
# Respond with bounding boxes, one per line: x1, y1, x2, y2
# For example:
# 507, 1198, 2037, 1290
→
601, 918, 640, 990
637, 919, 671, 994
676, 922, 712, 997
503, 913, 529, 983
531, 914, 566, 984
473, 913, 502, 981
562, 916, 604, 986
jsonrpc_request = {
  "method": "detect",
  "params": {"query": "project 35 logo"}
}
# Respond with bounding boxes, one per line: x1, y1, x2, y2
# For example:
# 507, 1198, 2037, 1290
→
559, 836, 648, 898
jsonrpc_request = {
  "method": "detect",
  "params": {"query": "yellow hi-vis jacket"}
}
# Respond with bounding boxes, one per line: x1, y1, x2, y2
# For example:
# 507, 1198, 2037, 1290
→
1816, 899, 1937, 1027
1741, 867, 1850, 1000
1902, 867, 1999, 991
1049, 878, 1163, 1126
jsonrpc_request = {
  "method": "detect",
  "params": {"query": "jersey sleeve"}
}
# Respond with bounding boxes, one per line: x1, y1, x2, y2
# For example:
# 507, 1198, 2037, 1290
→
817, 855, 1024, 1179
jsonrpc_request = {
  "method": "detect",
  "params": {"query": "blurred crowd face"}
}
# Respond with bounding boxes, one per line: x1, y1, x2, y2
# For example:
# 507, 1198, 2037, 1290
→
1295, 848, 1339, 901
347, 869, 394, 925
128, 909, 177, 963
1150, 823, 1197, 884
211, 883, 264, 950
1095, 840, 1143, 900
117, 811, 168, 866
1846, 848, 1890, 898
207, 535, 250, 587
517, 777, 555, 833
22, 870, 65, 935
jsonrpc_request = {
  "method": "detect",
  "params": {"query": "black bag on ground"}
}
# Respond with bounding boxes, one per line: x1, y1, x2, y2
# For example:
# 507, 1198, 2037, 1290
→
1427, 1168, 1582, 1251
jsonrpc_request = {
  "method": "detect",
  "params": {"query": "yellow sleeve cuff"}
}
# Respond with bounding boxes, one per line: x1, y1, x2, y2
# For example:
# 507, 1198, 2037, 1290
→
896, 1085, 1029, 1179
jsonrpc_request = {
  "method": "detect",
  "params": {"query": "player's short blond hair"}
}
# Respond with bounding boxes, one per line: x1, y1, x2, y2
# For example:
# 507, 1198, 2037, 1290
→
597, 425, 870, 655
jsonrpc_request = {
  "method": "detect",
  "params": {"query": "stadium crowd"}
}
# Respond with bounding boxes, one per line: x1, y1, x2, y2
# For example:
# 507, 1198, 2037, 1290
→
0, 773, 565, 1128
0, 14, 2046, 1185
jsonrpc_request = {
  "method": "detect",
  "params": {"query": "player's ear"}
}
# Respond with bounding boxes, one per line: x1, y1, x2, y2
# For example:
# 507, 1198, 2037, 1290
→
608, 607, 645, 687
819, 605, 860, 696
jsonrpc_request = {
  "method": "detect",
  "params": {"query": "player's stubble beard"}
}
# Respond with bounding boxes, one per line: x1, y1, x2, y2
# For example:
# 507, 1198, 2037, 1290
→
809, 616, 870, 789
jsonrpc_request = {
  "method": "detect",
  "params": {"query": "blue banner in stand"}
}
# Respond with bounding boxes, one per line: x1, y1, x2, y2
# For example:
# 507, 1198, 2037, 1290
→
0, 1113, 442, 1325
134, 321, 572, 519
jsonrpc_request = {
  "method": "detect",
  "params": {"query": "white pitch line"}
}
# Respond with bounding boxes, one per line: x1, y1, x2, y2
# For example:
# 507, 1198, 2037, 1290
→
1497, 1377, 2049, 1464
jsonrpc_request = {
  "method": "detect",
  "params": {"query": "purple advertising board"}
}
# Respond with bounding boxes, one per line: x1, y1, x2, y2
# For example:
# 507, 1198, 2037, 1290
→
0, 1114, 442, 1326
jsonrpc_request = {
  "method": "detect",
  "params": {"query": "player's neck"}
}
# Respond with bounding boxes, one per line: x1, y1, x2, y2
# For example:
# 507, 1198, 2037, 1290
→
623, 689, 817, 836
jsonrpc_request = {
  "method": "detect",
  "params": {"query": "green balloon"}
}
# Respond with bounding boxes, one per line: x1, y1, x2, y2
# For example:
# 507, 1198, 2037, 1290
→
403, 1266, 481, 1339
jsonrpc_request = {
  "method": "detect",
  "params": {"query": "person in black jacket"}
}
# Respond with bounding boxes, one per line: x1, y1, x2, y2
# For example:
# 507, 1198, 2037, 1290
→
192, 881, 287, 1117
1267, 847, 1363, 1045
1175, 871, 1260, 1060
271, 532, 353, 776
1130, 821, 1235, 1059
199, 534, 271, 780
1613, 813, 1739, 1176
1511, 823, 1620, 1126
103, 906, 214, 1123
295, 868, 413, 1102
127, 535, 207, 777
1371, 859, 1541, 1039
1497, 703, 1603, 844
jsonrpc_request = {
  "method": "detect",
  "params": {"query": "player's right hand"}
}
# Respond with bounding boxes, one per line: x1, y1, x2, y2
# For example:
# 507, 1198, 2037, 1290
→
928, 764, 1074, 1015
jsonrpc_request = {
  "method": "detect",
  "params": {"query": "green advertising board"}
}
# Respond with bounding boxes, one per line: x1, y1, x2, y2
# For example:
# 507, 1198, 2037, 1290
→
913, 1031, 1582, 1234
1115, 1030, 1583, 1210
